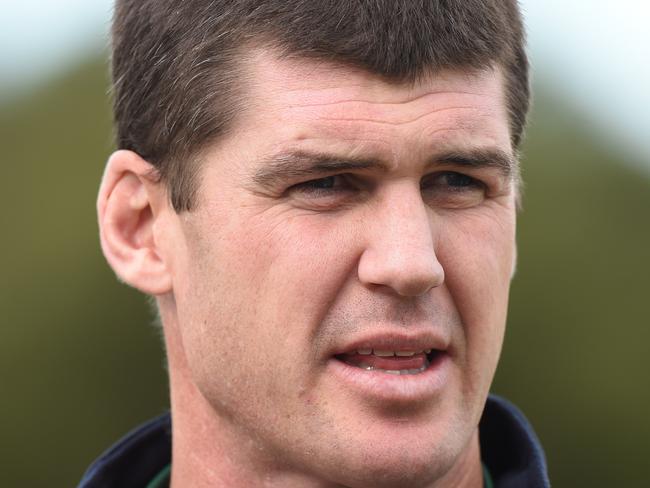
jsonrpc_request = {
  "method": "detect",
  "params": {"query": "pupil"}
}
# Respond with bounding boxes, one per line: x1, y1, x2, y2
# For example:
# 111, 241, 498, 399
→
313, 176, 336, 189
447, 173, 471, 186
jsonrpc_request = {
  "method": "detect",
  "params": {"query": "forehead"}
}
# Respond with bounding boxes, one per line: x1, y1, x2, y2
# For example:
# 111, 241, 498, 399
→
252, 53, 505, 103
215, 50, 513, 179
251, 51, 504, 111
236, 51, 510, 154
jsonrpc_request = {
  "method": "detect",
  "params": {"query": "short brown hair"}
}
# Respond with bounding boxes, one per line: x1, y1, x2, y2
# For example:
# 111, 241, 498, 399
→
111, 0, 529, 211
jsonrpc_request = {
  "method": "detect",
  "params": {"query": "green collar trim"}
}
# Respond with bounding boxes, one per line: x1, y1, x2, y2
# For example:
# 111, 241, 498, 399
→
483, 462, 494, 488
145, 463, 171, 488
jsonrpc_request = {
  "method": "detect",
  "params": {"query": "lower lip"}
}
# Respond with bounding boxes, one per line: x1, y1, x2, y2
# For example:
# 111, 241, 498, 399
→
327, 352, 451, 403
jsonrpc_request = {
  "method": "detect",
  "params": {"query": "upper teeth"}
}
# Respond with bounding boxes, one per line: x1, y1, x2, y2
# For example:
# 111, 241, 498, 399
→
357, 349, 432, 356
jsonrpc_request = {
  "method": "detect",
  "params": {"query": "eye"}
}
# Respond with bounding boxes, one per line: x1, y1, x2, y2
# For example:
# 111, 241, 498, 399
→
438, 172, 477, 188
420, 171, 486, 208
300, 176, 337, 190
284, 174, 366, 210
288, 175, 353, 197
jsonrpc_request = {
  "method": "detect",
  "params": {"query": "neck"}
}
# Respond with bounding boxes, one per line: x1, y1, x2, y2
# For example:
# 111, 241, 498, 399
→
162, 300, 297, 487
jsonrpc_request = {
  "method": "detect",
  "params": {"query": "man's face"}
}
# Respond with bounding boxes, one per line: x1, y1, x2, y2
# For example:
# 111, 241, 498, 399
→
166, 54, 516, 486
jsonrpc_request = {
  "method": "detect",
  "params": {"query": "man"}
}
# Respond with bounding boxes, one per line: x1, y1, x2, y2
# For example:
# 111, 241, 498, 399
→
80, 0, 549, 486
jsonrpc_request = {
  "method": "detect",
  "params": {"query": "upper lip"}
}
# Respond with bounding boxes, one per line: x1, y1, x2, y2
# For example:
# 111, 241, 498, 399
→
330, 328, 450, 356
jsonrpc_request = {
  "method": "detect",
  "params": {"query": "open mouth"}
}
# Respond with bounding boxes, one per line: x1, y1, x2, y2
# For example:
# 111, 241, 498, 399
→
334, 349, 443, 376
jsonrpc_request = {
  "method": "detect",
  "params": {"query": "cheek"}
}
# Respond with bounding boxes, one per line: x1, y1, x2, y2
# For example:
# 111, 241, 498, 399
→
243, 215, 362, 354
178, 210, 360, 393
438, 208, 515, 357
440, 207, 515, 293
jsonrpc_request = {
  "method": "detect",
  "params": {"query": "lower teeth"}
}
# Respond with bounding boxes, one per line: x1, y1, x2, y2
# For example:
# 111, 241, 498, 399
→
360, 365, 426, 375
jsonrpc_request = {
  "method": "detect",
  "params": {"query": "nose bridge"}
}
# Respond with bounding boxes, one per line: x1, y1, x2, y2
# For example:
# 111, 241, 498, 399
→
358, 181, 444, 296
384, 182, 433, 253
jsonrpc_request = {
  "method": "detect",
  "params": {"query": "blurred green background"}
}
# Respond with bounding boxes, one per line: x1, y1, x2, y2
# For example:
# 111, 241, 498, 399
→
2, 26, 650, 488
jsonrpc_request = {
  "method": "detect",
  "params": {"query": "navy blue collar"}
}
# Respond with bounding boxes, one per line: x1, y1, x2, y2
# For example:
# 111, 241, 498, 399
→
479, 395, 550, 488
78, 394, 549, 487
78, 411, 172, 488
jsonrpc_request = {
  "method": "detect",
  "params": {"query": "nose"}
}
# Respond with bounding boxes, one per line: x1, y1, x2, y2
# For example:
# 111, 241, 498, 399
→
357, 183, 444, 297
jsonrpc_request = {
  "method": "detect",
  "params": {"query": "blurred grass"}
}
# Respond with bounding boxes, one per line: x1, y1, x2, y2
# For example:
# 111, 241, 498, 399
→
1, 56, 648, 487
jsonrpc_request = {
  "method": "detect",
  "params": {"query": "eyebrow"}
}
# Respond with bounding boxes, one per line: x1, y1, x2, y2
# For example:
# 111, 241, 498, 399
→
251, 147, 517, 190
434, 148, 517, 177
251, 151, 386, 189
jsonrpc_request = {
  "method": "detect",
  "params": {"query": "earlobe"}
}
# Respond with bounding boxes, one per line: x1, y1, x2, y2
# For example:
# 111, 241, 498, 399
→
97, 150, 173, 295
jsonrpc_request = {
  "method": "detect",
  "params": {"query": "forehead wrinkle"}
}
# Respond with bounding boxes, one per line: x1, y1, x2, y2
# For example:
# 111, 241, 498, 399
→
278, 94, 505, 145
419, 109, 506, 139
275, 89, 492, 109
316, 105, 484, 128
281, 88, 498, 117
259, 104, 511, 172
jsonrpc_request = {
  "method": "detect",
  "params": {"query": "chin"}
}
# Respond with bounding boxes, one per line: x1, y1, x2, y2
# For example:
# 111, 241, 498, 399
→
307, 424, 465, 488
332, 446, 453, 488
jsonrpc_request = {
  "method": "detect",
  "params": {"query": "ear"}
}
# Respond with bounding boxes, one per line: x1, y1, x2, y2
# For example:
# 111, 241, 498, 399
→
97, 150, 173, 295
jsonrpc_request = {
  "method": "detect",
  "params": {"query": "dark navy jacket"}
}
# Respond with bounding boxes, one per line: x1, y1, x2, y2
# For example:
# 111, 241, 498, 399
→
78, 394, 549, 487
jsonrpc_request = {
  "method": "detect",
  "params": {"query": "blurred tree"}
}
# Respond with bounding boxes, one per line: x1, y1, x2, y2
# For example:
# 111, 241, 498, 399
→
495, 87, 650, 486
0, 57, 168, 487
